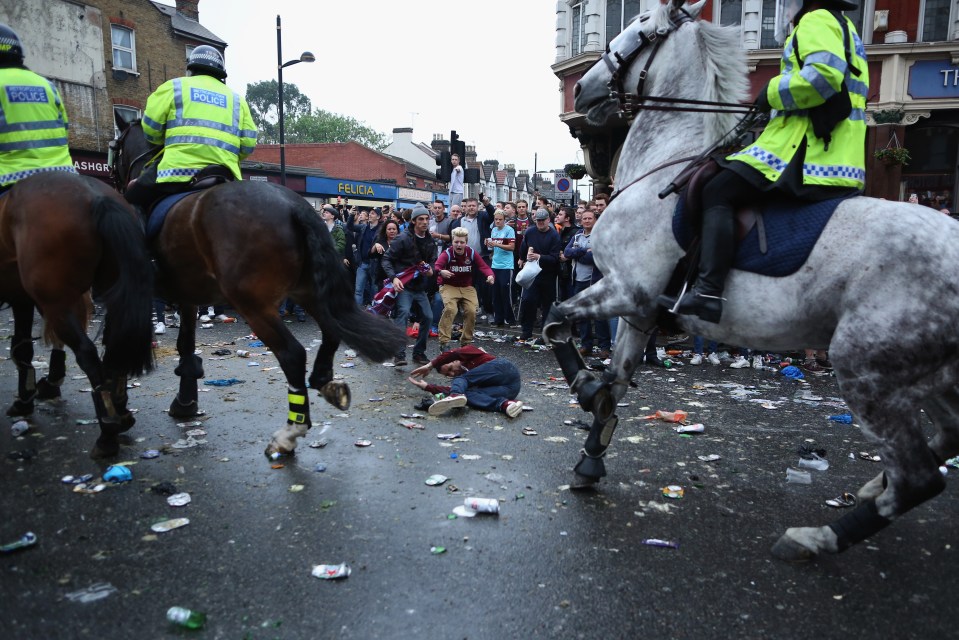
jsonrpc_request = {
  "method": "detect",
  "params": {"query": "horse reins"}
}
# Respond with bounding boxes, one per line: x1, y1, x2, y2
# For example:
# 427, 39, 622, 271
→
109, 122, 158, 194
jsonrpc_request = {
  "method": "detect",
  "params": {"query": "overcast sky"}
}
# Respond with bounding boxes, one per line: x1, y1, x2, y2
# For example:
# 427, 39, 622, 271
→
182, 0, 581, 178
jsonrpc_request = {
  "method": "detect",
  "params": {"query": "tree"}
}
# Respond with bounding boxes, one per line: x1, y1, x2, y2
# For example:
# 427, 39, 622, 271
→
245, 80, 312, 144
287, 109, 389, 150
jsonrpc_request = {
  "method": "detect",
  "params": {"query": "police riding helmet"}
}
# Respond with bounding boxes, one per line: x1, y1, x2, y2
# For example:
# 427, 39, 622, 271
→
802, 0, 858, 11
186, 45, 227, 80
0, 24, 24, 66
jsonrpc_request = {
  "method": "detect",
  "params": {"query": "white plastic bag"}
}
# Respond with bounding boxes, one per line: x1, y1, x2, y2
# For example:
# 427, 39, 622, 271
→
515, 260, 542, 289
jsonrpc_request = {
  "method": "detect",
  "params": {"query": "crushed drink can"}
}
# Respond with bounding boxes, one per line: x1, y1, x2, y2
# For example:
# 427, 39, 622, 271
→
436, 433, 461, 440
673, 423, 704, 434
151, 517, 190, 533
311, 563, 351, 580
10, 420, 29, 437
236, 350, 250, 358
167, 492, 192, 507
464, 497, 500, 514
642, 538, 679, 549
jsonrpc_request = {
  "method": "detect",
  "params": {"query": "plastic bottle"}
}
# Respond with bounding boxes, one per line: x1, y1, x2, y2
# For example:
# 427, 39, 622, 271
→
828, 414, 853, 424
167, 606, 206, 629
236, 350, 250, 358
785, 468, 812, 484
662, 358, 673, 369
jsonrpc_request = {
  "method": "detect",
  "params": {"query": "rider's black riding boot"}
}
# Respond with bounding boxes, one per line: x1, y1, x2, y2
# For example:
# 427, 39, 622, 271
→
659, 206, 735, 323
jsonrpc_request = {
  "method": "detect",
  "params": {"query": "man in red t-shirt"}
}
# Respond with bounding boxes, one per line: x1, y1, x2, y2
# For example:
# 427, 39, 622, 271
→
407, 345, 523, 418
434, 227, 494, 351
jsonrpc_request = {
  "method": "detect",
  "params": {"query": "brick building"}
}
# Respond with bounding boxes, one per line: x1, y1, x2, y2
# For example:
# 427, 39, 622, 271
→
0, 0, 226, 182
553, 0, 959, 208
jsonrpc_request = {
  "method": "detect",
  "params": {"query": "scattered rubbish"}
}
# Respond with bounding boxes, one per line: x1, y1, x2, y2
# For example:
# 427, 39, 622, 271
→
140, 450, 160, 459
65, 582, 117, 604
340, 362, 356, 368
661, 485, 684, 499
167, 493, 191, 507
185, 429, 206, 438
564, 419, 592, 430
828, 414, 853, 424
62, 474, 94, 485
436, 433, 461, 440
176, 421, 204, 428
946, 456, 959, 469
151, 518, 190, 533
151, 482, 178, 496
368, 397, 385, 402
825, 492, 857, 508
248, 340, 265, 348
103, 465, 132, 483
399, 420, 424, 430
858, 451, 881, 462
798, 453, 830, 471
461, 454, 481, 460
314, 463, 327, 473
247, 361, 261, 367
781, 366, 805, 380
452, 506, 475, 518
642, 409, 688, 424
211, 349, 232, 356
167, 606, 206, 630
6, 448, 38, 461
0, 531, 37, 553
235, 350, 251, 358
522, 427, 538, 436
697, 454, 721, 462
289, 484, 305, 493
311, 563, 351, 580
425, 474, 448, 486
450, 452, 458, 459
343, 349, 357, 358
642, 538, 679, 549
521, 405, 534, 412
271, 463, 285, 469
430, 546, 446, 555
199, 323, 213, 329
171, 436, 206, 449
458, 497, 500, 517
203, 378, 243, 386
785, 468, 812, 484
75, 419, 98, 425
72, 483, 106, 494
673, 423, 704, 434
10, 420, 29, 437
308, 439, 329, 449
354, 439, 372, 447
401, 413, 425, 419
484, 472, 505, 483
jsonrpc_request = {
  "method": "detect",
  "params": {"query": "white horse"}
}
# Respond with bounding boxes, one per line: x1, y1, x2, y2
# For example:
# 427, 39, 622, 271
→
545, 0, 959, 561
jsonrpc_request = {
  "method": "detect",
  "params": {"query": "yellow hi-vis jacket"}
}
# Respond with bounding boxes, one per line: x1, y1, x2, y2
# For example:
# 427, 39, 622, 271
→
728, 9, 869, 190
142, 74, 256, 183
0, 67, 75, 187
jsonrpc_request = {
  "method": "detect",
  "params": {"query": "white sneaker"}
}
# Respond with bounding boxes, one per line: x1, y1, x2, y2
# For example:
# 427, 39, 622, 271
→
690, 353, 703, 365
154, 322, 165, 335
707, 352, 721, 366
752, 355, 764, 370
428, 394, 467, 416
504, 400, 523, 418
730, 355, 750, 369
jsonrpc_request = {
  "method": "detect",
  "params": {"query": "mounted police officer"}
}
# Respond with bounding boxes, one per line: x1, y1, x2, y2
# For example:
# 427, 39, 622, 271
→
0, 24, 75, 195
124, 45, 256, 208
660, 0, 868, 323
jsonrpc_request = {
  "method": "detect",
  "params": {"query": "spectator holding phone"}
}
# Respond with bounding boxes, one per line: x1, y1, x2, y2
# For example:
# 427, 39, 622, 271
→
488, 209, 516, 327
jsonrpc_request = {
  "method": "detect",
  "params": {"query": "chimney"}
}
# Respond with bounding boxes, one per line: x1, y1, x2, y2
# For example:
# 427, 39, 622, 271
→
175, 0, 199, 20
505, 163, 516, 179
465, 144, 477, 168
430, 133, 449, 154
482, 159, 499, 171
392, 127, 413, 148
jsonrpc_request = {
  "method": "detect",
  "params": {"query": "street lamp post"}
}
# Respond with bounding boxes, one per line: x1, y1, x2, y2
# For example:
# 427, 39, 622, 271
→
276, 15, 314, 187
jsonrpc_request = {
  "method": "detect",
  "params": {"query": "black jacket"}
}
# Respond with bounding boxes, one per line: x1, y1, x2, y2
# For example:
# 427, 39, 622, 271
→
382, 228, 438, 292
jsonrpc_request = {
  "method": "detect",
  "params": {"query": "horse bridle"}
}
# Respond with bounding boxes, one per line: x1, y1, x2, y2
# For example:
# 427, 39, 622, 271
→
109, 122, 158, 194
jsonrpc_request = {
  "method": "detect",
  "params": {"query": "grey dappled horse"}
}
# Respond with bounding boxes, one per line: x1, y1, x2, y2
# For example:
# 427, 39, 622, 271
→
545, 0, 959, 561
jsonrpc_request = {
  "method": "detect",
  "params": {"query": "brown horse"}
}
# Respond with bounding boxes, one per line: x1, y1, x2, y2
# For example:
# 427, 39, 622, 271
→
111, 119, 406, 457
0, 172, 154, 457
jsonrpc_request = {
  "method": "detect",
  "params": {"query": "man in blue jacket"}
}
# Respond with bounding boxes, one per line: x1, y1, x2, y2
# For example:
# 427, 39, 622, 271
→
517, 209, 561, 342
564, 209, 610, 357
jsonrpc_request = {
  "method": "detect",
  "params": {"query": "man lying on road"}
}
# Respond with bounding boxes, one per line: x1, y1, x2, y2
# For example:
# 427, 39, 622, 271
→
407, 345, 523, 418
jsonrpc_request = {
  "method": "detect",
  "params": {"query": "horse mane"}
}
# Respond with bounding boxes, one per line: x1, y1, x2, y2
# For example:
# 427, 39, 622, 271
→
645, 1, 750, 144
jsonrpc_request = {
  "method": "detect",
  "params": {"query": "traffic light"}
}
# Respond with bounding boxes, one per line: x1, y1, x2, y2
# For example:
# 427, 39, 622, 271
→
450, 129, 466, 167
435, 150, 452, 182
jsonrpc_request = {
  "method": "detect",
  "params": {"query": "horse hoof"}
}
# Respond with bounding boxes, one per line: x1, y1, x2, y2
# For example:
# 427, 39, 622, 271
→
117, 411, 136, 433
6, 398, 34, 417
264, 441, 295, 458
771, 533, 818, 563
168, 397, 201, 418
320, 381, 351, 411
36, 379, 62, 401
90, 438, 119, 459
570, 472, 600, 490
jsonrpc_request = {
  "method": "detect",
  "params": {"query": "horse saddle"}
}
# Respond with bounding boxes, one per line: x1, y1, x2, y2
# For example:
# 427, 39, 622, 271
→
673, 160, 854, 278
145, 166, 235, 241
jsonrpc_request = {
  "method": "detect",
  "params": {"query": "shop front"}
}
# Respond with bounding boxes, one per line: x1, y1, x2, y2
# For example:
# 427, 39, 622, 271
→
72, 150, 112, 185
305, 176, 397, 210
397, 186, 446, 210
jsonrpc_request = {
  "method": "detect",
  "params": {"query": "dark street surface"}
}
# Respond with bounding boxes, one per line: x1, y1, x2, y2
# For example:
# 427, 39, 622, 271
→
0, 313, 956, 639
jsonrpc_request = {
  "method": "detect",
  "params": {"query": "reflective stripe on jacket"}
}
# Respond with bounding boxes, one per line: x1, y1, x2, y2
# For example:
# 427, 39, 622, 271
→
728, 10, 869, 190
142, 74, 256, 183
0, 67, 75, 186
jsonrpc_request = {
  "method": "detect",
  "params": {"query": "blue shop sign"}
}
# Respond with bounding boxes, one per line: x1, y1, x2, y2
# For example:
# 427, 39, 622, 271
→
305, 176, 397, 200
908, 59, 959, 99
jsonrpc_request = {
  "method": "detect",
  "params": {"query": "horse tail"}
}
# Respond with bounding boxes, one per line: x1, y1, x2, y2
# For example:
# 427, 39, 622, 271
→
92, 196, 155, 377
291, 201, 406, 362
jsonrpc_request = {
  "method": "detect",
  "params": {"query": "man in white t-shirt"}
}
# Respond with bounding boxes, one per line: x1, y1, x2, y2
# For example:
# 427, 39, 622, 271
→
449, 153, 464, 206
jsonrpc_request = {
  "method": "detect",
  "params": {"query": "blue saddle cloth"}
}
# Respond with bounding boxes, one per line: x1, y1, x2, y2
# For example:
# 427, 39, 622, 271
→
146, 190, 202, 241
671, 194, 854, 277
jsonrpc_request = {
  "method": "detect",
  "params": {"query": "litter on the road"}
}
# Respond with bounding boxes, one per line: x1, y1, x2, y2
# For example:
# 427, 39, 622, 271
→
354, 439, 372, 447
425, 474, 448, 486
62, 474, 94, 485
314, 463, 327, 472
308, 439, 329, 448
311, 563, 351, 579
203, 378, 244, 386
697, 454, 721, 462
140, 450, 160, 459
436, 433, 461, 440
399, 420, 424, 430
858, 451, 882, 462
825, 492, 857, 508
430, 546, 446, 555
673, 423, 704, 434
785, 468, 812, 484
462, 497, 499, 515
65, 582, 117, 604
522, 427, 538, 436
103, 465, 132, 483
75, 419, 97, 425
0, 531, 37, 553
642, 409, 688, 424
798, 454, 829, 471
289, 484, 305, 493
151, 518, 190, 533
176, 421, 203, 428
828, 414, 854, 424
167, 493, 191, 507
661, 485, 685, 499
641, 538, 679, 549
10, 420, 29, 436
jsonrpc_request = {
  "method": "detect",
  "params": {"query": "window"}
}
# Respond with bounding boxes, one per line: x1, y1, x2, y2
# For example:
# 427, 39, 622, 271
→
920, 0, 953, 42
718, 0, 742, 26
605, 0, 642, 43
113, 105, 140, 137
111, 24, 136, 71
185, 45, 195, 61
571, 2, 585, 56
759, 0, 778, 48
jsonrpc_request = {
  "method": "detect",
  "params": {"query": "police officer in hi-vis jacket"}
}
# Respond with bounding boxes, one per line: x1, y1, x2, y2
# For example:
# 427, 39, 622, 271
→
124, 45, 256, 207
660, 0, 868, 324
0, 24, 76, 194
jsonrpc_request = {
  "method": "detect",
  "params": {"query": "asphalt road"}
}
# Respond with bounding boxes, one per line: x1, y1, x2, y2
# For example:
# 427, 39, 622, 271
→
0, 314, 955, 639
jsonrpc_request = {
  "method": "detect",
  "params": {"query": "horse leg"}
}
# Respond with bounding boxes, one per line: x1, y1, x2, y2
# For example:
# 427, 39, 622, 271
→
7, 302, 37, 416
305, 309, 350, 411
36, 347, 66, 401
545, 302, 646, 488
240, 307, 311, 457
921, 388, 959, 464
169, 304, 204, 418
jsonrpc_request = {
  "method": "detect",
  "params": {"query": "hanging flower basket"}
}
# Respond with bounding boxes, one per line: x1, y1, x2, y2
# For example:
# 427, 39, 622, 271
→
564, 163, 587, 180
874, 147, 910, 166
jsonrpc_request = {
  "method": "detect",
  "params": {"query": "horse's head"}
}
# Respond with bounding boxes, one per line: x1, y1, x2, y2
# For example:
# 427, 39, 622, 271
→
574, 0, 706, 128
109, 114, 159, 194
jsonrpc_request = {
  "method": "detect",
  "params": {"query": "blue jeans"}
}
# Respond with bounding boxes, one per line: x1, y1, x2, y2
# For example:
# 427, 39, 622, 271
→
450, 359, 521, 412
393, 288, 432, 357
693, 336, 718, 355
573, 280, 610, 350
354, 261, 377, 306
